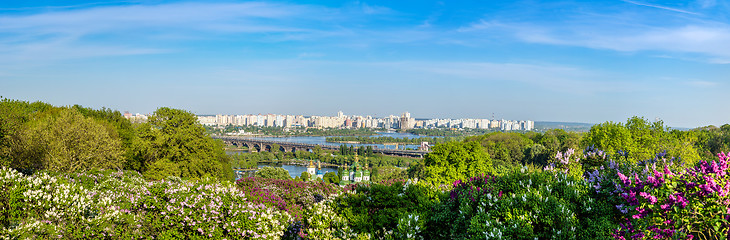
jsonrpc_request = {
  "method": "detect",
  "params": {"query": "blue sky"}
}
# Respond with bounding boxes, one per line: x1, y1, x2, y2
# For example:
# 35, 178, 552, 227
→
1, 0, 729, 128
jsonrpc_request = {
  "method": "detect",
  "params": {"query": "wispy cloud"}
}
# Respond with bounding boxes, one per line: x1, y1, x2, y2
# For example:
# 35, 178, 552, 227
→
0, 2, 342, 62
457, 20, 504, 32
0, 2, 316, 35
698, 0, 717, 8
384, 61, 640, 94
685, 80, 720, 87
458, 17, 730, 63
621, 0, 700, 15
297, 52, 325, 59
359, 3, 392, 15
527, 24, 730, 62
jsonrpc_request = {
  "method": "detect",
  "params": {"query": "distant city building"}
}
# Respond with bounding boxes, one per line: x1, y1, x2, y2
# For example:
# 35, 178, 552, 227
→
124, 111, 149, 123
196, 111, 533, 131
399, 112, 414, 130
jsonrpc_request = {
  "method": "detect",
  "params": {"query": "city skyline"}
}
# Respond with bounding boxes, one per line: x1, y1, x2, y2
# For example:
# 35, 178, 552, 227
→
2, 0, 729, 128
193, 111, 535, 131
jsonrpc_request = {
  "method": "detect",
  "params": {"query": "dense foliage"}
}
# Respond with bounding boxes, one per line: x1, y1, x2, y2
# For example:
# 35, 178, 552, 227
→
255, 166, 292, 180
334, 180, 440, 238
582, 117, 700, 165
0, 98, 233, 181
131, 107, 234, 181
15, 108, 124, 173
235, 177, 340, 221
693, 124, 730, 159
1, 168, 290, 239
422, 141, 493, 186
426, 167, 616, 239
5, 98, 730, 239
593, 154, 730, 239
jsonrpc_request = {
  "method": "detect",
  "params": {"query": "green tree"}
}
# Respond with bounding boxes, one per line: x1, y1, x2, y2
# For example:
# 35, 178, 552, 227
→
422, 141, 492, 185
470, 132, 533, 168
300, 171, 311, 181
72, 105, 137, 166
18, 108, 124, 173
524, 143, 548, 166
693, 125, 730, 159
582, 121, 635, 160
583, 117, 700, 164
0, 98, 53, 168
132, 107, 233, 181
255, 166, 291, 180
323, 172, 338, 184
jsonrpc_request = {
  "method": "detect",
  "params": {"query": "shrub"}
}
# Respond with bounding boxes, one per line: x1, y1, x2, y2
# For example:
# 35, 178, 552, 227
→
427, 166, 616, 240
1, 167, 290, 239
256, 166, 292, 180
608, 153, 730, 239
299, 194, 365, 240
236, 177, 341, 220
334, 179, 440, 238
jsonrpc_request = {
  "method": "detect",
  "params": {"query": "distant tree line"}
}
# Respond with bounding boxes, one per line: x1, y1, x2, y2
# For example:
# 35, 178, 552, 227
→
206, 125, 382, 137
401, 128, 495, 136
326, 136, 460, 145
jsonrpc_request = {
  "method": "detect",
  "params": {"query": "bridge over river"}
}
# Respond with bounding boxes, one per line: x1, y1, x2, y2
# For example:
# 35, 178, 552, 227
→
213, 136, 429, 158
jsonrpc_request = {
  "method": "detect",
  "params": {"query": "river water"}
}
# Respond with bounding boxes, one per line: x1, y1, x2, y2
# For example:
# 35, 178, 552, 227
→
230, 132, 435, 178
257, 163, 339, 179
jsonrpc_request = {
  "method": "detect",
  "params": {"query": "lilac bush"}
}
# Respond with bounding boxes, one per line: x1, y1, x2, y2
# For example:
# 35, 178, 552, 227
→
1, 167, 291, 239
235, 177, 341, 221
545, 148, 584, 180
588, 152, 730, 239
432, 167, 616, 240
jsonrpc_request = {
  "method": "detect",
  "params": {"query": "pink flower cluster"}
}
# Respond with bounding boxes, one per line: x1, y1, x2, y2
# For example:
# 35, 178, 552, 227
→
612, 152, 730, 239
236, 177, 340, 220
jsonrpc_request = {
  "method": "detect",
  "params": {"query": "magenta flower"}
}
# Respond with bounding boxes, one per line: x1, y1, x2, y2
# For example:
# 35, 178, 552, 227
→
618, 172, 631, 186
639, 192, 657, 204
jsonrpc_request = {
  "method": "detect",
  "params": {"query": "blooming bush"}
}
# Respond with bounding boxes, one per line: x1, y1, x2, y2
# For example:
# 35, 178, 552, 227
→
334, 179, 440, 239
1, 167, 291, 239
5, 149, 730, 240
545, 148, 584, 179
236, 177, 341, 220
608, 153, 730, 239
428, 166, 616, 240
299, 193, 369, 240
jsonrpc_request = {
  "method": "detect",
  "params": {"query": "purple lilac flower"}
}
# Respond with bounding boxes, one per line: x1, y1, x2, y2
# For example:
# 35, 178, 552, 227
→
641, 192, 658, 204
618, 172, 631, 186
